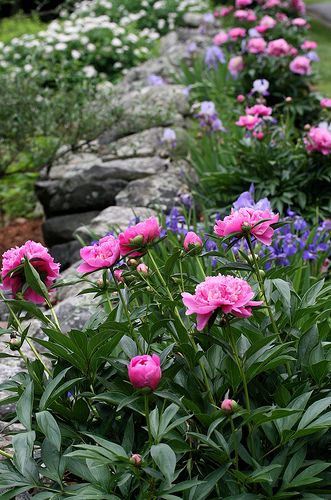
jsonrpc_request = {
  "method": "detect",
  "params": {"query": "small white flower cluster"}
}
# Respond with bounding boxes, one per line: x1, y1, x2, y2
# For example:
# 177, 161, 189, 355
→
0, 0, 206, 83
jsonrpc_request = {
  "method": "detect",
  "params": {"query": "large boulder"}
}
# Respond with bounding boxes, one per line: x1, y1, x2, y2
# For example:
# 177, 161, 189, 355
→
43, 211, 99, 245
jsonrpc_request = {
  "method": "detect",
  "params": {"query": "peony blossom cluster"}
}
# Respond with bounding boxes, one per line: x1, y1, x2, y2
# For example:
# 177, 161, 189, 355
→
304, 127, 331, 155
267, 38, 292, 57
78, 235, 120, 273
214, 208, 279, 245
1, 240, 60, 304
182, 275, 262, 330
289, 56, 311, 75
118, 217, 161, 257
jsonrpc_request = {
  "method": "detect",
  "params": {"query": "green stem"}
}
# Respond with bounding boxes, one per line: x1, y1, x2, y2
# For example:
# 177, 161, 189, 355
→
227, 326, 250, 413
110, 269, 143, 354
46, 301, 61, 331
0, 448, 13, 459
195, 255, 206, 279
230, 417, 239, 471
144, 394, 152, 445
178, 259, 185, 292
245, 235, 280, 338
26, 337, 52, 377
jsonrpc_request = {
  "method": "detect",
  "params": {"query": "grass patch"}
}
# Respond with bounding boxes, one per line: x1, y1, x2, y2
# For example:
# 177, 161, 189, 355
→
0, 13, 44, 43
310, 19, 331, 96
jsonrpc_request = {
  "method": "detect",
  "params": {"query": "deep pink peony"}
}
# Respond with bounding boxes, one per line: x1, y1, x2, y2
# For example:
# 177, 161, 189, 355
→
235, 114, 261, 130
304, 127, 331, 155
320, 98, 331, 108
78, 235, 120, 273
235, 0, 252, 7
1, 240, 60, 304
219, 6, 233, 16
267, 38, 292, 57
213, 31, 228, 45
228, 56, 244, 76
214, 207, 279, 245
118, 217, 161, 257
236, 94, 245, 103
289, 56, 311, 75
263, 0, 281, 8
128, 354, 161, 390
182, 275, 262, 330
301, 40, 317, 51
228, 27, 246, 41
183, 231, 203, 252
245, 104, 272, 116
247, 37, 267, 54
234, 9, 256, 21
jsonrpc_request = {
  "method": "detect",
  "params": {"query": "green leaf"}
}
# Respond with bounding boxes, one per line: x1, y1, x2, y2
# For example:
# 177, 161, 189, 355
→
16, 380, 34, 431
23, 257, 49, 302
151, 443, 176, 484
297, 397, 331, 430
36, 411, 61, 452
301, 280, 325, 308
39, 367, 81, 410
12, 431, 39, 484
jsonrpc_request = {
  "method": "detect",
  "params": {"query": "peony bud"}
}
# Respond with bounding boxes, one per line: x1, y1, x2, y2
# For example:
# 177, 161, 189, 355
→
183, 231, 203, 255
137, 263, 149, 273
221, 399, 239, 413
114, 269, 124, 283
236, 94, 245, 103
130, 453, 142, 465
127, 258, 139, 268
285, 96, 292, 103
128, 354, 161, 391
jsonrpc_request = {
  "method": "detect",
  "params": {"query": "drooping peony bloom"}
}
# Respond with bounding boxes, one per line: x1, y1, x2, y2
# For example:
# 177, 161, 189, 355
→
289, 56, 311, 75
118, 217, 161, 257
228, 27, 246, 41
214, 207, 279, 245
228, 56, 244, 77
221, 399, 239, 413
245, 104, 272, 116
304, 127, 331, 155
182, 275, 262, 330
128, 354, 161, 390
301, 40, 317, 51
78, 235, 120, 273
183, 231, 203, 253
236, 114, 262, 130
320, 98, 331, 108
247, 37, 267, 54
1, 240, 60, 304
213, 31, 228, 45
267, 38, 292, 57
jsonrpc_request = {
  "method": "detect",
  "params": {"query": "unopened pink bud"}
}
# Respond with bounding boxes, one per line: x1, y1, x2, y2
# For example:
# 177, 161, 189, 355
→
130, 453, 142, 465
137, 263, 149, 273
128, 354, 161, 391
236, 94, 245, 103
221, 399, 239, 413
183, 231, 203, 254
114, 269, 124, 283
253, 131, 264, 140
285, 96, 292, 103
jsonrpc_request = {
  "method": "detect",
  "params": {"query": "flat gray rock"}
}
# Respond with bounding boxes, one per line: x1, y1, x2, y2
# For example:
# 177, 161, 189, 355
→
43, 211, 100, 245
307, 3, 331, 26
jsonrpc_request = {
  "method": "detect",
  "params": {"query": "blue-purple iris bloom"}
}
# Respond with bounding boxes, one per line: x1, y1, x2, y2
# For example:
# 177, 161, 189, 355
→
195, 101, 225, 132
205, 46, 225, 69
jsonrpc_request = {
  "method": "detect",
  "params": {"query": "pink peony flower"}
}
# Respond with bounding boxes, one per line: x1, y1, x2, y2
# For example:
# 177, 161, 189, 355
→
228, 56, 244, 76
236, 114, 262, 130
247, 37, 267, 54
237, 94, 245, 103
118, 217, 161, 257
292, 17, 307, 27
228, 27, 246, 41
289, 56, 311, 75
136, 263, 149, 273
219, 6, 233, 17
78, 235, 120, 273
1, 240, 60, 304
214, 207, 279, 245
114, 269, 124, 282
182, 275, 262, 330
320, 98, 331, 108
245, 104, 272, 116
253, 131, 264, 140
183, 231, 203, 253
304, 127, 331, 155
276, 13, 289, 22
221, 399, 239, 413
263, 0, 281, 8
291, 0, 306, 15
267, 38, 292, 57
213, 31, 228, 45
260, 15, 277, 28
128, 354, 161, 390
235, 0, 252, 6
301, 40, 317, 51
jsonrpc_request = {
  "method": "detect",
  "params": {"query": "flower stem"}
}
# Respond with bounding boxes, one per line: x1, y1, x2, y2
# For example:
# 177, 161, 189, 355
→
227, 326, 250, 413
144, 394, 152, 445
26, 337, 52, 377
0, 448, 13, 459
230, 417, 239, 470
245, 235, 280, 338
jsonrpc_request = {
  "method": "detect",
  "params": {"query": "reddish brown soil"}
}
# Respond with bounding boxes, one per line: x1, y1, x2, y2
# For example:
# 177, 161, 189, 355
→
0, 218, 44, 260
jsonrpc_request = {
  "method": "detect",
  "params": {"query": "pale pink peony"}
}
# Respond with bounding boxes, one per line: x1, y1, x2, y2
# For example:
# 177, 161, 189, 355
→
213, 31, 228, 45
221, 399, 239, 413
182, 275, 262, 330
219, 6, 233, 16
228, 56, 244, 76
183, 231, 203, 252
235, 114, 262, 130
235, 0, 252, 7
267, 38, 292, 57
214, 207, 279, 245
118, 217, 161, 257
1, 240, 60, 304
304, 127, 331, 155
237, 94, 245, 103
128, 354, 161, 390
301, 40, 317, 51
228, 27, 246, 41
136, 263, 149, 273
263, 0, 281, 8
234, 9, 257, 21
114, 269, 124, 282
260, 15, 277, 28
289, 56, 311, 75
78, 235, 120, 273
292, 17, 307, 27
247, 37, 267, 54
245, 104, 272, 116
320, 98, 331, 108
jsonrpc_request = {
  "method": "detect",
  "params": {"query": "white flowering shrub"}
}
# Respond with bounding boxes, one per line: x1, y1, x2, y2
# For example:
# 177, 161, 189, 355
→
0, 0, 206, 82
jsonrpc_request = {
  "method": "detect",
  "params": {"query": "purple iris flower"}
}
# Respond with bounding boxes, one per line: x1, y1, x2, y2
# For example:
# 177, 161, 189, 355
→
147, 74, 165, 86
